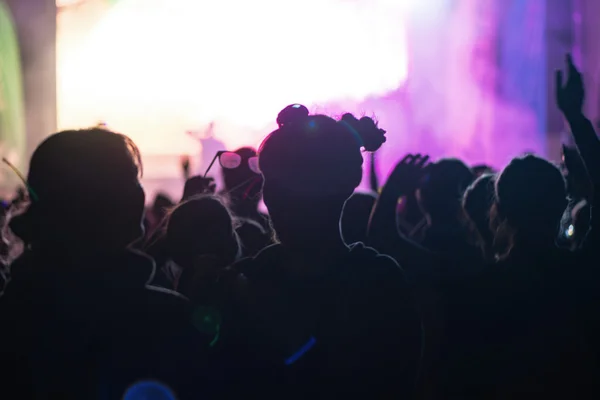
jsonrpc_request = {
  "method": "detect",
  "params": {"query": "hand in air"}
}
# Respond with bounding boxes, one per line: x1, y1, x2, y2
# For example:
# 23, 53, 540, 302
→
182, 176, 216, 200
387, 154, 430, 196
556, 54, 584, 119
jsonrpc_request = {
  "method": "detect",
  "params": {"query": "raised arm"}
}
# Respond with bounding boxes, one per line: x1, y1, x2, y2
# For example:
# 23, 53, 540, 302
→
556, 54, 600, 245
368, 154, 434, 274
556, 54, 600, 186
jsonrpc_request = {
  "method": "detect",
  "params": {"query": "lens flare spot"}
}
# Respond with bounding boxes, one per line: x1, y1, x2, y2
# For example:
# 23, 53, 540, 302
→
123, 381, 176, 400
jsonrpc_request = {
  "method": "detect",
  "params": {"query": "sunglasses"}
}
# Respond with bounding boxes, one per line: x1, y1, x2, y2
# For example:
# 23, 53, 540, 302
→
204, 151, 260, 178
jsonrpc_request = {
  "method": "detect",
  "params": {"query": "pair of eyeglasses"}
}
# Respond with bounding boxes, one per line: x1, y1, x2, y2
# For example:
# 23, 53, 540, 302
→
203, 151, 260, 178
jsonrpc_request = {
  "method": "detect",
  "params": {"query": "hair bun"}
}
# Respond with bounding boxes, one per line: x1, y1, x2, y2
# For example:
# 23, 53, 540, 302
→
339, 114, 386, 152
277, 104, 310, 127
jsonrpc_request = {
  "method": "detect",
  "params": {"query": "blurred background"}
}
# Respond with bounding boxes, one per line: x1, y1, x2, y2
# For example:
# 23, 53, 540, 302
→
1, 0, 599, 201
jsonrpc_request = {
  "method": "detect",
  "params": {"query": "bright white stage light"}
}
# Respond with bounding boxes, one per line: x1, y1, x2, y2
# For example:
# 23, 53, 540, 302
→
57, 0, 409, 154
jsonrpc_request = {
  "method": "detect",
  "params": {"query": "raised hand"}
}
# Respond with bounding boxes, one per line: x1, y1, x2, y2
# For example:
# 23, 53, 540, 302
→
387, 154, 430, 196
556, 54, 584, 119
555, 54, 600, 188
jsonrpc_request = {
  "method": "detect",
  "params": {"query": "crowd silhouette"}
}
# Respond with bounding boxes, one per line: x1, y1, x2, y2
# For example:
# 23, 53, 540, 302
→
0, 54, 599, 399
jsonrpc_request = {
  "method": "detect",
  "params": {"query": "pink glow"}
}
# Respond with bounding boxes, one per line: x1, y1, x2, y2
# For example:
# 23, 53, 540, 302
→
57, 0, 544, 200
58, 0, 410, 155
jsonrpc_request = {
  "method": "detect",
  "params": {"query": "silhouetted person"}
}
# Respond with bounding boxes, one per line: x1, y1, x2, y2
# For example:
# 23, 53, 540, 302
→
152, 192, 174, 222
144, 175, 217, 281
161, 195, 241, 300
222, 147, 268, 228
368, 154, 475, 399
417, 158, 478, 264
220, 110, 421, 398
444, 55, 600, 398
370, 154, 481, 281
445, 155, 597, 398
221, 146, 271, 256
0, 129, 212, 399
462, 173, 496, 261
472, 163, 495, 177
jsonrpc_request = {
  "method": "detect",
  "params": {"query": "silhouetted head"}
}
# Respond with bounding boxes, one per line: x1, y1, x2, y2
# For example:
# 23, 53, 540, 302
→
472, 164, 495, 177
417, 158, 475, 224
222, 147, 263, 206
259, 110, 385, 249
166, 195, 240, 269
10, 129, 145, 254
341, 191, 377, 245
463, 174, 496, 255
492, 155, 567, 252
152, 192, 174, 220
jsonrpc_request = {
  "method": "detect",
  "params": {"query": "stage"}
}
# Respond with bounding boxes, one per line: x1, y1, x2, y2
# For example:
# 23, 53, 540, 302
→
2, 0, 593, 200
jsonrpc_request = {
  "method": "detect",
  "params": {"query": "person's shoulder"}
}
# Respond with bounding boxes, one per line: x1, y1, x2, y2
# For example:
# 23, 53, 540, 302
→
129, 284, 193, 321
348, 242, 402, 272
137, 285, 217, 342
230, 243, 282, 276
145, 284, 189, 304
346, 242, 410, 289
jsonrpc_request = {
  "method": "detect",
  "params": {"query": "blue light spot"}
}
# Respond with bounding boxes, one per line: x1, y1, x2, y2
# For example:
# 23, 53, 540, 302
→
308, 120, 317, 130
285, 336, 317, 366
123, 381, 176, 400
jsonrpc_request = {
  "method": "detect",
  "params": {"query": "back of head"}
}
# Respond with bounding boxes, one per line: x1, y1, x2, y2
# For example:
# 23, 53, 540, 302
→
463, 174, 496, 250
341, 191, 377, 244
10, 129, 145, 253
152, 192, 174, 218
472, 164, 496, 177
258, 110, 385, 247
223, 147, 262, 203
259, 113, 385, 199
418, 158, 475, 222
166, 195, 240, 268
494, 155, 567, 242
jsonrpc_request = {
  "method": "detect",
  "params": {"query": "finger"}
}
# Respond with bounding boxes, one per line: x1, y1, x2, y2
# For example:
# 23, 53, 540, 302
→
566, 53, 573, 67
555, 70, 563, 99
416, 155, 430, 168
409, 154, 422, 165
410, 154, 422, 166
400, 154, 413, 165
566, 53, 583, 82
